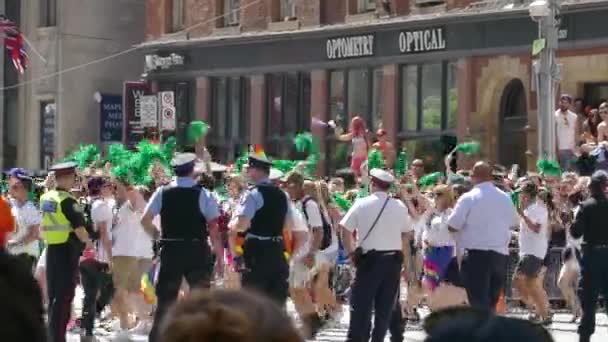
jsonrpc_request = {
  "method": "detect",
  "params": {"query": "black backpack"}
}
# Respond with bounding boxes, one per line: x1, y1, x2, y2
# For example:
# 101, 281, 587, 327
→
302, 197, 332, 250
79, 198, 99, 241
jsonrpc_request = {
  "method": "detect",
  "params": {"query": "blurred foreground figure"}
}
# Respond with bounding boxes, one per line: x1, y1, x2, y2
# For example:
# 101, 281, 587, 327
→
423, 307, 553, 342
158, 289, 304, 342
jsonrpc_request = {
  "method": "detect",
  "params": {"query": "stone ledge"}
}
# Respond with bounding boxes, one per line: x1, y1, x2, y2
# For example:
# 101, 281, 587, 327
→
345, 11, 377, 24
268, 19, 301, 32
212, 25, 242, 36
410, 3, 447, 15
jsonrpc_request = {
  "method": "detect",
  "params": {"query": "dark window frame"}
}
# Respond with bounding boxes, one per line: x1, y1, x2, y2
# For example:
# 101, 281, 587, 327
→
398, 61, 457, 138
209, 76, 250, 162
39, 0, 57, 27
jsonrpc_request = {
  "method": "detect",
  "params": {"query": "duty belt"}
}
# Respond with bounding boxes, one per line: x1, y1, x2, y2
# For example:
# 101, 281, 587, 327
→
245, 233, 283, 242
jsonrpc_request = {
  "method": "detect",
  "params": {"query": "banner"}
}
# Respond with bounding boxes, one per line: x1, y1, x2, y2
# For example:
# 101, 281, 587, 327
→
123, 81, 151, 147
40, 103, 56, 169
99, 95, 123, 143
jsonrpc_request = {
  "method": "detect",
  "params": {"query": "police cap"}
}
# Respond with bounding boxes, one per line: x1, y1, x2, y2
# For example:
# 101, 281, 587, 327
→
49, 161, 78, 177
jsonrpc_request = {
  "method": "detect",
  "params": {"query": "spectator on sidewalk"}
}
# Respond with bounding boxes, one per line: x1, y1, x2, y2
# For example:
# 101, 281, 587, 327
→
555, 94, 580, 171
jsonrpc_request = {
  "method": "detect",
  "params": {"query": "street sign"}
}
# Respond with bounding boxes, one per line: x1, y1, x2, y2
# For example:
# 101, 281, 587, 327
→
159, 91, 176, 131
99, 95, 123, 142
140, 95, 158, 128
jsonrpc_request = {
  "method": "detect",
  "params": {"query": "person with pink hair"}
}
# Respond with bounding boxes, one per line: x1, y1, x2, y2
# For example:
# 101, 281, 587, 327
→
335, 116, 370, 176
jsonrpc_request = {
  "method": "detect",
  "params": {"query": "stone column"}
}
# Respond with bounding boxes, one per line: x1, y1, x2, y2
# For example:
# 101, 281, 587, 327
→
311, 69, 328, 175
250, 74, 266, 146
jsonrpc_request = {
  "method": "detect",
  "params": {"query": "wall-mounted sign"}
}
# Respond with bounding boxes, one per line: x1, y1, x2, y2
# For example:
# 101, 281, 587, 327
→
159, 91, 176, 131
123, 81, 151, 147
326, 34, 375, 60
398, 27, 446, 54
139, 95, 158, 128
144, 53, 185, 72
99, 95, 123, 143
40, 102, 56, 169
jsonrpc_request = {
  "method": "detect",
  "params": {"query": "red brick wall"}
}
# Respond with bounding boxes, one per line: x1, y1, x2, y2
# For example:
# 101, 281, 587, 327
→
446, 0, 474, 10
185, 0, 222, 38
321, 0, 346, 24
241, 0, 269, 31
145, 0, 170, 41
297, 0, 321, 27
392, 0, 411, 16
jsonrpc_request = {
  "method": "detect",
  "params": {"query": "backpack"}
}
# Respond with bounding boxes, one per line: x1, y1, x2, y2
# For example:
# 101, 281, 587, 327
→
79, 198, 99, 241
302, 197, 332, 250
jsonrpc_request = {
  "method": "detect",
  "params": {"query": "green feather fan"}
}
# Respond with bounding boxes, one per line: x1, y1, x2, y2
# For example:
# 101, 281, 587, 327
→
394, 150, 408, 178
454, 141, 481, 155
333, 193, 352, 213
188, 120, 210, 143
272, 159, 297, 174
235, 148, 249, 174
161, 136, 177, 165
418, 172, 443, 189
367, 149, 385, 170
107, 143, 132, 166
511, 190, 520, 208
64, 144, 100, 170
537, 158, 562, 177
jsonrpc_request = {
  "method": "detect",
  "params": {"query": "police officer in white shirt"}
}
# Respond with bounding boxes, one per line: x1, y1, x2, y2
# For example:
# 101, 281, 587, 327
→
447, 161, 519, 311
341, 168, 413, 342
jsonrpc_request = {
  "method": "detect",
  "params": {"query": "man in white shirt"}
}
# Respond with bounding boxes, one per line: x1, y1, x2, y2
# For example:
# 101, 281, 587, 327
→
555, 94, 580, 171
6, 168, 41, 271
512, 181, 551, 325
448, 161, 519, 311
341, 169, 413, 342
78, 177, 115, 340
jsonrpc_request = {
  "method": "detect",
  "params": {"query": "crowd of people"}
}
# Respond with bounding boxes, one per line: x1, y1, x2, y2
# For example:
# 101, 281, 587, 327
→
0, 99, 607, 342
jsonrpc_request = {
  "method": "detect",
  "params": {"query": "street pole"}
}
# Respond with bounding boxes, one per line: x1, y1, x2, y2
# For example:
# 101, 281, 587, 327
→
536, 0, 560, 161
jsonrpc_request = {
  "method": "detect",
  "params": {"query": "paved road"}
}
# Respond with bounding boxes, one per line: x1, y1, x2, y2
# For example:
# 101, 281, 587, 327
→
66, 303, 607, 341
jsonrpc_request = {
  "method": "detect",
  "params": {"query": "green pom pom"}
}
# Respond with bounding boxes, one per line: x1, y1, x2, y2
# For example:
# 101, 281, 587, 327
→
64, 144, 100, 170
161, 136, 177, 164
107, 144, 132, 166
188, 121, 210, 143
272, 159, 297, 174
537, 158, 561, 177
333, 193, 352, 213
418, 172, 442, 188
394, 150, 408, 178
294, 132, 313, 153
367, 149, 385, 170
235, 148, 249, 174
454, 141, 481, 155
511, 191, 520, 208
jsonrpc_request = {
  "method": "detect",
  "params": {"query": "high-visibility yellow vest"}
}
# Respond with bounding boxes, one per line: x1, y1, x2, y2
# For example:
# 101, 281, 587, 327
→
40, 190, 75, 245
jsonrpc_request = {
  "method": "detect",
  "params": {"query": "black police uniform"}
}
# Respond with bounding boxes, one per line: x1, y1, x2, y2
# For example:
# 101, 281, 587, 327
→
241, 183, 290, 306
149, 184, 213, 342
45, 188, 87, 342
571, 189, 608, 342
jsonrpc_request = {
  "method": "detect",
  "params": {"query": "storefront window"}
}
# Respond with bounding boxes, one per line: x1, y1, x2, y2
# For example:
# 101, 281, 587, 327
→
421, 63, 442, 130
265, 72, 311, 159
372, 67, 383, 130
348, 68, 370, 124
329, 70, 346, 129
398, 61, 458, 171
447, 62, 458, 130
401, 65, 418, 131
210, 77, 249, 162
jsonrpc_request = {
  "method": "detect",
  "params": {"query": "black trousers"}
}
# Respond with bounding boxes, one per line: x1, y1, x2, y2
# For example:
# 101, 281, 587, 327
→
46, 240, 80, 342
79, 259, 114, 336
242, 239, 289, 306
460, 249, 507, 311
578, 246, 608, 341
347, 251, 403, 342
15, 253, 37, 273
149, 242, 212, 342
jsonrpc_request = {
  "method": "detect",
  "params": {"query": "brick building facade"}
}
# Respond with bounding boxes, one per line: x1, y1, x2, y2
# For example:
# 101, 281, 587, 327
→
139, 0, 608, 173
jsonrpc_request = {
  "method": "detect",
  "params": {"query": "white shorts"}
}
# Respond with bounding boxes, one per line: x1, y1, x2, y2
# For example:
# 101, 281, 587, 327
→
289, 262, 312, 288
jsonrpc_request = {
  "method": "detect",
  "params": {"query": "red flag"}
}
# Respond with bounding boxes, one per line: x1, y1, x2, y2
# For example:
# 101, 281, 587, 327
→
1, 15, 27, 73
